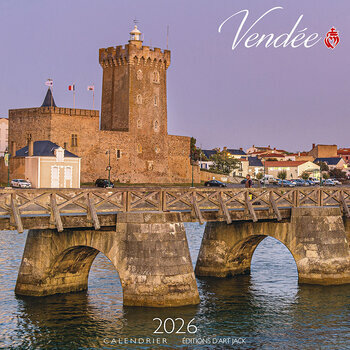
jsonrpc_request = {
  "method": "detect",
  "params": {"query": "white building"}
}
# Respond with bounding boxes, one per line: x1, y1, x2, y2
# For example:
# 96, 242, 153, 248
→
0, 118, 8, 156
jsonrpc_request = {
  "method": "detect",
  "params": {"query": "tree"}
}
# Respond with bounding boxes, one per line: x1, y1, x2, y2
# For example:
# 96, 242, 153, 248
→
322, 173, 330, 180
316, 161, 329, 172
209, 151, 239, 175
301, 172, 310, 180
256, 172, 263, 188
277, 170, 287, 187
329, 168, 346, 179
190, 137, 206, 163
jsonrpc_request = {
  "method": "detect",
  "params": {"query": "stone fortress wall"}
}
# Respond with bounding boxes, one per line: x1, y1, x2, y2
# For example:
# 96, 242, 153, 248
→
8, 27, 199, 184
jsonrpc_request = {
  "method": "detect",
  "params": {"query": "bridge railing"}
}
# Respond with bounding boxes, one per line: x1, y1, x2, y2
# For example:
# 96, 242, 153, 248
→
0, 187, 349, 232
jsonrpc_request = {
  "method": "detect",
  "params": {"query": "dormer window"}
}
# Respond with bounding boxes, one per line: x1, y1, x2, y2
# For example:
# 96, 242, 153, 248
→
55, 147, 64, 162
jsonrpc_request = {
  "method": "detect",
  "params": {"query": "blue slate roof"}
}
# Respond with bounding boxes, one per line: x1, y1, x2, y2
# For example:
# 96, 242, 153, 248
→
16, 141, 79, 158
202, 150, 217, 159
227, 149, 247, 156
41, 88, 57, 107
314, 157, 342, 166
248, 157, 263, 167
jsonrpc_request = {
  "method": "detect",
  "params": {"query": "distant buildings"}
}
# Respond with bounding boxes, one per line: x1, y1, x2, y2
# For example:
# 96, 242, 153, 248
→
264, 161, 320, 179
308, 144, 338, 158
0, 118, 8, 156
338, 148, 350, 163
314, 157, 346, 170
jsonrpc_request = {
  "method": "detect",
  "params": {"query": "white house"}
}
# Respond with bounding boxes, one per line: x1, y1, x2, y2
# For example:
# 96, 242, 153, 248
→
16, 140, 81, 188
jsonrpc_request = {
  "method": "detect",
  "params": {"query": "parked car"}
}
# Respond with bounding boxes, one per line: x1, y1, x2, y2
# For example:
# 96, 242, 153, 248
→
277, 180, 296, 187
260, 175, 278, 185
95, 179, 114, 188
292, 179, 307, 186
306, 180, 316, 186
330, 178, 342, 185
11, 179, 31, 188
323, 179, 336, 186
309, 177, 320, 184
204, 180, 227, 187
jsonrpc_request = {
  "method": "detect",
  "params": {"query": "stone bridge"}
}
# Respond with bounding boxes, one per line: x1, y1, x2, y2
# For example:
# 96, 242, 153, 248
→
1, 187, 349, 307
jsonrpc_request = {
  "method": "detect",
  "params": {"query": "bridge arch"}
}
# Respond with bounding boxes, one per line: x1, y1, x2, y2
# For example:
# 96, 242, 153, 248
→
15, 229, 125, 298
195, 208, 350, 286
47, 244, 121, 297
15, 215, 201, 307
195, 221, 298, 279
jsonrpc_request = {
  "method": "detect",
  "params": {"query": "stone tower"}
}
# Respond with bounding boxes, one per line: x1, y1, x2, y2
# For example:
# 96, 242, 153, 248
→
99, 25, 171, 135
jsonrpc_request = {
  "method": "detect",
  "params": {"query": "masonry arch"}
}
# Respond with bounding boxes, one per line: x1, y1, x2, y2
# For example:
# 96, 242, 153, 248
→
195, 221, 300, 280
15, 228, 125, 298
225, 233, 298, 278
47, 244, 122, 297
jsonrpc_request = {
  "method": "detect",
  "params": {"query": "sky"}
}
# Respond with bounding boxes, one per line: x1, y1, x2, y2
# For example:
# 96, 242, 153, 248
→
0, 0, 349, 151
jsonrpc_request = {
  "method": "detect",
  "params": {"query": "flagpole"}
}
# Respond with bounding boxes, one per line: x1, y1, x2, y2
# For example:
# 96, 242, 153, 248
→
93, 84, 95, 110
73, 83, 76, 109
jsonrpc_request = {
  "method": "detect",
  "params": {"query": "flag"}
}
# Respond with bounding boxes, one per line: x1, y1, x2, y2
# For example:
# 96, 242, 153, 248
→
45, 79, 53, 87
68, 84, 75, 91
87, 85, 94, 91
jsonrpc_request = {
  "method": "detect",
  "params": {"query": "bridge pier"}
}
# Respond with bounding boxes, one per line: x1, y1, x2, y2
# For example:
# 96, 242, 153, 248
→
15, 212, 200, 307
195, 207, 350, 285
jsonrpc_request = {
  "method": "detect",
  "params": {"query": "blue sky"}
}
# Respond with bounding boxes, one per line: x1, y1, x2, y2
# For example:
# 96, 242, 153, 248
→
0, 0, 348, 151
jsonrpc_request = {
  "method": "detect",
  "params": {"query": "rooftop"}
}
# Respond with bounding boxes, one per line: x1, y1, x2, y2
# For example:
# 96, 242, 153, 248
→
314, 157, 343, 165
16, 140, 79, 158
264, 161, 309, 167
41, 88, 56, 107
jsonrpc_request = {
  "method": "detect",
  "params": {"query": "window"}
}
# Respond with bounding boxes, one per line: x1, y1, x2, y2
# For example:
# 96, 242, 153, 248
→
136, 94, 142, 104
137, 144, 142, 154
64, 142, 67, 149
137, 119, 142, 128
154, 95, 158, 106
55, 147, 64, 162
116, 149, 121, 159
155, 146, 160, 154
71, 134, 78, 147
152, 71, 160, 83
137, 69, 143, 80
153, 120, 160, 132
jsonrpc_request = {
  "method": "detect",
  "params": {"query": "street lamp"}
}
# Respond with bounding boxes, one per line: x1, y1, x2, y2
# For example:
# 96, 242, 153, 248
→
4, 149, 10, 187
105, 150, 111, 186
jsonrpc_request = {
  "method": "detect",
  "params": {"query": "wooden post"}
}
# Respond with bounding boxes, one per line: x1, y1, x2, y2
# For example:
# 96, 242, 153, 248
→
192, 192, 204, 225
87, 193, 100, 230
123, 191, 130, 212
340, 191, 350, 217
161, 190, 167, 212
11, 194, 23, 233
50, 193, 63, 232
270, 191, 282, 221
319, 188, 323, 207
294, 189, 300, 207
245, 191, 257, 222
218, 192, 232, 224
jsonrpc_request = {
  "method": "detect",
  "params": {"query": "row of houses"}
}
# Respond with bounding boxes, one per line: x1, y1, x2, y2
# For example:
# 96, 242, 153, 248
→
200, 144, 349, 180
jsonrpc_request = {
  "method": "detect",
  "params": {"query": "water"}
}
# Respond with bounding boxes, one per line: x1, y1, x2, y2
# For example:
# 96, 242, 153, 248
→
0, 224, 349, 349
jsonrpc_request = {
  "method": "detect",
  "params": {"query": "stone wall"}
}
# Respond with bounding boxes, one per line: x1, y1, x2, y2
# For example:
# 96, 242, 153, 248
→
7, 39, 195, 185
15, 212, 200, 307
309, 144, 338, 158
196, 207, 350, 285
